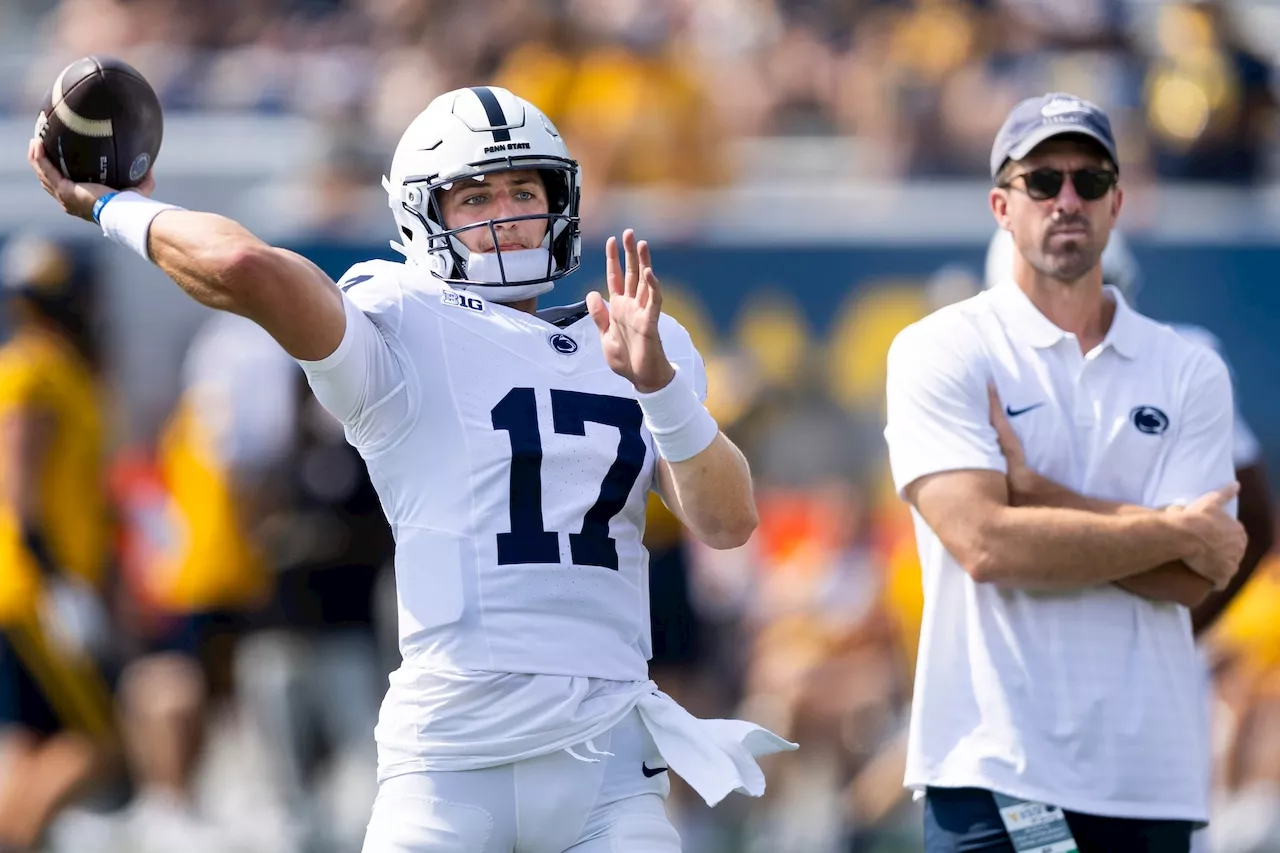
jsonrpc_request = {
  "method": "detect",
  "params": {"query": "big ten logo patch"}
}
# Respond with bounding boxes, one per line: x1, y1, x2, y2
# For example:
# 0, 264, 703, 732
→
442, 290, 485, 312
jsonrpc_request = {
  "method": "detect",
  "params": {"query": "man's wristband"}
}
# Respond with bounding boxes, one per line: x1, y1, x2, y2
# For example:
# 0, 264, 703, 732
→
91, 191, 119, 224
636, 364, 720, 463
97, 190, 183, 261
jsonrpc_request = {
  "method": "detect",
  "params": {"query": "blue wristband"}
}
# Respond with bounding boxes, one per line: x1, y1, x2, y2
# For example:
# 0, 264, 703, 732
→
92, 191, 120, 224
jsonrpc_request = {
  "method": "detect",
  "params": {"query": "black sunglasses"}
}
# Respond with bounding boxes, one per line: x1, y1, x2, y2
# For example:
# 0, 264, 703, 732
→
1000, 167, 1118, 201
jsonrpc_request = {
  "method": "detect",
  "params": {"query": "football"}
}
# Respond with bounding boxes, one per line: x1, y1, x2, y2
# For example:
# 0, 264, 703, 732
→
35, 55, 163, 190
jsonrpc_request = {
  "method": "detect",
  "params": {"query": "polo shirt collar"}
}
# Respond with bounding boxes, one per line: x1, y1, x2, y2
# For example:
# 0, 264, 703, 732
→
989, 280, 1140, 360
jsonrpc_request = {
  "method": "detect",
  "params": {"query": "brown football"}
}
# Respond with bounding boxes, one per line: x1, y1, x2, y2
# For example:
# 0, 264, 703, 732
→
35, 55, 163, 189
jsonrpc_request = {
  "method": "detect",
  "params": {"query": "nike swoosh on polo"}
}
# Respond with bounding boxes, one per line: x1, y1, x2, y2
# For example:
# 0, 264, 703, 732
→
642, 763, 669, 778
1005, 403, 1045, 417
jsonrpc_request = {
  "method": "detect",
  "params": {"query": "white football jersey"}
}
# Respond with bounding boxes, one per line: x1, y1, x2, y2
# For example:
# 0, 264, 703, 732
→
297, 259, 707, 776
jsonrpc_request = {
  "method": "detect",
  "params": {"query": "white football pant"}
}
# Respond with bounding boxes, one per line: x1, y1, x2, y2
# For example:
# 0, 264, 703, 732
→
361, 709, 682, 852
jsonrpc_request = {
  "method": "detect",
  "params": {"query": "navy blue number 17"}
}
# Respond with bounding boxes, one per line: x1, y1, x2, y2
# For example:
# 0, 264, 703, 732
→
491, 389, 645, 570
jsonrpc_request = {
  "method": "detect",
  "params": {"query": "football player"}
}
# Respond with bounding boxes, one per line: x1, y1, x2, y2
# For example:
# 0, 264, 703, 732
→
30, 86, 795, 853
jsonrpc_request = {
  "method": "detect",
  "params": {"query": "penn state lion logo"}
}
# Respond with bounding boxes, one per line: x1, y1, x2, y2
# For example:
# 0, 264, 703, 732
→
129, 153, 150, 183
548, 333, 577, 354
1130, 406, 1170, 436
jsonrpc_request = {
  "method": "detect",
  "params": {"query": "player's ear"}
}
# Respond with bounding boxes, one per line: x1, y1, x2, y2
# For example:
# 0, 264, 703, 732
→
1110, 182, 1124, 226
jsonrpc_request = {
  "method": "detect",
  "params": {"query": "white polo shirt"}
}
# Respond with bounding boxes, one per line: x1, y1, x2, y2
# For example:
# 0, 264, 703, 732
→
884, 280, 1237, 822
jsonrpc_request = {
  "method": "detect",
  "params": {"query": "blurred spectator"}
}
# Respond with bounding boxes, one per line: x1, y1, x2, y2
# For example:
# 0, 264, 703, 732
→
235, 371, 393, 853
0, 234, 118, 851
1144, 1, 1277, 184
1205, 551, 1280, 853
8, 0, 1278, 188
111, 311, 297, 851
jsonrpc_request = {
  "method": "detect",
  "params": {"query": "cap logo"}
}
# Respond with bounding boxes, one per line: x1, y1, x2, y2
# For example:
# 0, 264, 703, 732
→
1041, 97, 1092, 118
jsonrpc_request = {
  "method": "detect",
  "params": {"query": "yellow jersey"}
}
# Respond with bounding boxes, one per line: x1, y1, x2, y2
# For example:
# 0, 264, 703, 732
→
0, 329, 108, 623
140, 398, 270, 613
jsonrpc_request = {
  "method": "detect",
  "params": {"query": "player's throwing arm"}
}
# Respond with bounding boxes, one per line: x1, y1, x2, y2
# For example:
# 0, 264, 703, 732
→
29, 57, 345, 363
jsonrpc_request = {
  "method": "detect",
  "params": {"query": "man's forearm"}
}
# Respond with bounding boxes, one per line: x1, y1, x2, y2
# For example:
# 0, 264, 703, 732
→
1012, 470, 1214, 604
972, 504, 1195, 591
1010, 471, 1144, 516
660, 433, 757, 550
1113, 563, 1213, 608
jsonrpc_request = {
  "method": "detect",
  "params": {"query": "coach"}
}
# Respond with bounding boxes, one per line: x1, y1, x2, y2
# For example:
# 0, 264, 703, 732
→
883, 93, 1249, 853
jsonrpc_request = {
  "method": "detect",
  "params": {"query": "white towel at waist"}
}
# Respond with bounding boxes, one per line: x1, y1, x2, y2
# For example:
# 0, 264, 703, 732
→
635, 689, 798, 807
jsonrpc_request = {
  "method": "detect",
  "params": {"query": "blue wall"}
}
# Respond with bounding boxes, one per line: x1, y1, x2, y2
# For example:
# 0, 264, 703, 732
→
299, 240, 1280, 468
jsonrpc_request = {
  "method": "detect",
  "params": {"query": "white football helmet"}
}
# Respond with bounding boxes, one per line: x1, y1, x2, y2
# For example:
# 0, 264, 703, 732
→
983, 227, 1141, 303
384, 86, 582, 302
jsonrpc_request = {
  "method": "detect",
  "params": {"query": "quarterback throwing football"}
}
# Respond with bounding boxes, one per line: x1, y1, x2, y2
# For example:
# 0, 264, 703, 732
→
30, 86, 795, 852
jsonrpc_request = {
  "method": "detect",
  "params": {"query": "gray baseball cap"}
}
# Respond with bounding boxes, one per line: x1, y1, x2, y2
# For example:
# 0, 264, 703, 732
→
990, 93, 1119, 180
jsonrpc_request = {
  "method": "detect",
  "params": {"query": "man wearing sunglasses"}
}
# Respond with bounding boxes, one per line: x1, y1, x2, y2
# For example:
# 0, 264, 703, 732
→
884, 93, 1247, 852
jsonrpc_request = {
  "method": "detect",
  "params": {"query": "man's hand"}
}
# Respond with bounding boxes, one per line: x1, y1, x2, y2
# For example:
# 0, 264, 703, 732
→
988, 384, 1051, 504
1172, 484, 1247, 590
587, 229, 676, 394
27, 138, 154, 222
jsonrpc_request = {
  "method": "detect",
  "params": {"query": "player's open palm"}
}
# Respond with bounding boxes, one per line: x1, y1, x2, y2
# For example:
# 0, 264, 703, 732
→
587, 229, 676, 394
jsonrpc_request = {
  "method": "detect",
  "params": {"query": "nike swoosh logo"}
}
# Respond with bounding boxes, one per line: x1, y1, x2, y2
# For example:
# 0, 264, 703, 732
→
1005, 403, 1045, 417
642, 763, 669, 778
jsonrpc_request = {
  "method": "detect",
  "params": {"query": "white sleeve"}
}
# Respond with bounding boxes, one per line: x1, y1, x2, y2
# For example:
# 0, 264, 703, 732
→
1150, 350, 1238, 515
883, 319, 1006, 497
296, 272, 412, 453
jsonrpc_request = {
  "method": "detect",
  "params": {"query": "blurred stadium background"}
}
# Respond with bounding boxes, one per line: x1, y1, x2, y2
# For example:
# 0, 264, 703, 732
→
1, 0, 1280, 851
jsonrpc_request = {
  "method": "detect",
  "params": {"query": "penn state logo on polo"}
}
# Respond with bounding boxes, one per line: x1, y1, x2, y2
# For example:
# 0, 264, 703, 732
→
1131, 406, 1170, 436
548, 333, 578, 354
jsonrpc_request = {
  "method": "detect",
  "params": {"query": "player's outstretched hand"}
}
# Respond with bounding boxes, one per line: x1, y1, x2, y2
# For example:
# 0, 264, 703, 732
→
27, 138, 154, 223
587, 229, 676, 394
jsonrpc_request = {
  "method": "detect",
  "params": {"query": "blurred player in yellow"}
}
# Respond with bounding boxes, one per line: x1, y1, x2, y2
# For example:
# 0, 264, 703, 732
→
0, 234, 115, 850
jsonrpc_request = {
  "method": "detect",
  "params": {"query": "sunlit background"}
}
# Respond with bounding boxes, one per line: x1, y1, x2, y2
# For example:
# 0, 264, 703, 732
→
1, 1, 1279, 851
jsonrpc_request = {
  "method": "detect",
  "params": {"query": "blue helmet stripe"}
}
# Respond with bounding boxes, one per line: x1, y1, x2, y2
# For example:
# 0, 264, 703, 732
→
469, 87, 512, 143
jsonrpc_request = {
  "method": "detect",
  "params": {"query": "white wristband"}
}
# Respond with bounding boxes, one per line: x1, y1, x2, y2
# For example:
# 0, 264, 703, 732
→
98, 191, 183, 262
637, 364, 719, 463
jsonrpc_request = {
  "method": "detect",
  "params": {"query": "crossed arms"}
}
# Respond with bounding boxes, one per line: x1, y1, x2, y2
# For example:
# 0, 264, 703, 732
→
885, 325, 1247, 608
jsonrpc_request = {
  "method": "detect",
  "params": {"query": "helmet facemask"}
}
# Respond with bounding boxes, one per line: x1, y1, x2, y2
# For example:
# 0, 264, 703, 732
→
390, 156, 581, 303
